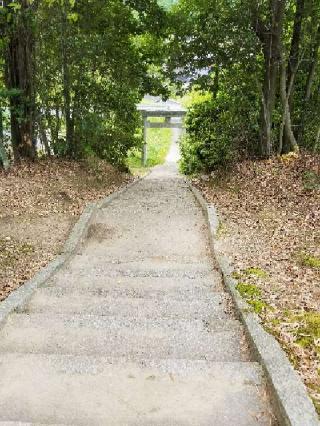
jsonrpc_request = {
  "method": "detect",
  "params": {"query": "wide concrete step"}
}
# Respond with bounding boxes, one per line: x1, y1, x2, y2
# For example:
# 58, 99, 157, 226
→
0, 354, 272, 425
46, 273, 222, 292
32, 285, 223, 304
5, 312, 242, 333
61, 259, 217, 279
23, 291, 231, 320
0, 313, 246, 361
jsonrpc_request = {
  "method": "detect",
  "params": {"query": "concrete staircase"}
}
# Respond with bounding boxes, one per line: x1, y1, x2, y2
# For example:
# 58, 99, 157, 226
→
0, 162, 275, 425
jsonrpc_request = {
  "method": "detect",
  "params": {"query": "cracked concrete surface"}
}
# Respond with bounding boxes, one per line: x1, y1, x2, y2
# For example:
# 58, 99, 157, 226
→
0, 140, 276, 425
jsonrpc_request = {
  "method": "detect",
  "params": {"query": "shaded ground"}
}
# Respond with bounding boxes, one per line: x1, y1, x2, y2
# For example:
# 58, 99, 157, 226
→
193, 152, 320, 413
0, 158, 132, 302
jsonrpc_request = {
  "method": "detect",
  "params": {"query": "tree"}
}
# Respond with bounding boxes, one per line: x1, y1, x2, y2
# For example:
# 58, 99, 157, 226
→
167, 0, 320, 167
251, 0, 286, 157
0, 0, 168, 166
3, 0, 37, 161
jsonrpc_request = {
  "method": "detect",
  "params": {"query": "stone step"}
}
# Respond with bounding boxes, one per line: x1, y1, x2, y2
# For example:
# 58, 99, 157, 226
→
0, 354, 272, 425
24, 291, 231, 320
46, 274, 223, 293
0, 313, 246, 361
6, 312, 242, 334
62, 259, 218, 280
80, 206, 211, 250
33, 285, 224, 304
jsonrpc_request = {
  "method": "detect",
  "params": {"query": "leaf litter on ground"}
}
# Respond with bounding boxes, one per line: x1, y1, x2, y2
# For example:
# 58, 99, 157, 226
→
193, 152, 320, 414
0, 158, 133, 302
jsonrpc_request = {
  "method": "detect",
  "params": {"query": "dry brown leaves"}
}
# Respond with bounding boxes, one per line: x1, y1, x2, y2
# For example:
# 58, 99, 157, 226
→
193, 152, 320, 412
0, 158, 133, 301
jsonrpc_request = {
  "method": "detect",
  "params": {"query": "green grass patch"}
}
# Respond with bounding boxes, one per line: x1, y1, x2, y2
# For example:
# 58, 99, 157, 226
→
0, 238, 34, 269
127, 127, 172, 174
243, 267, 268, 278
295, 311, 320, 350
303, 170, 320, 191
232, 267, 268, 280
300, 253, 320, 269
247, 299, 269, 314
236, 282, 270, 314
216, 221, 228, 239
236, 282, 261, 298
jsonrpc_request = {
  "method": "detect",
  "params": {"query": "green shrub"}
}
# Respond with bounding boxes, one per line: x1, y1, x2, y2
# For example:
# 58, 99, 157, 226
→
74, 108, 141, 168
180, 97, 234, 174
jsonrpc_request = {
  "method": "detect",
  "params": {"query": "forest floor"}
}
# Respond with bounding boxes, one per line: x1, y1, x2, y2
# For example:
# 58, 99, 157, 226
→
0, 158, 133, 302
193, 152, 320, 413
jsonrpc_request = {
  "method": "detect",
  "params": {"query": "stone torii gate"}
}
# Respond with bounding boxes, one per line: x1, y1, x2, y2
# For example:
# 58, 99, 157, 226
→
137, 103, 187, 166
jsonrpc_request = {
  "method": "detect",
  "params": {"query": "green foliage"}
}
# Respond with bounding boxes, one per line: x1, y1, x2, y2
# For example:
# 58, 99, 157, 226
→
158, 0, 176, 10
0, 0, 169, 166
180, 85, 259, 174
168, 0, 320, 159
180, 95, 233, 174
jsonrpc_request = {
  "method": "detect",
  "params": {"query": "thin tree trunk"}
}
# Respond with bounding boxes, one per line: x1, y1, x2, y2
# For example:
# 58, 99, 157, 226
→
282, 0, 305, 151
61, 4, 75, 157
5, 0, 36, 161
298, 25, 320, 143
37, 113, 51, 157
314, 125, 320, 153
0, 108, 10, 170
212, 64, 219, 98
279, 52, 299, 153
252, 0, 286, 157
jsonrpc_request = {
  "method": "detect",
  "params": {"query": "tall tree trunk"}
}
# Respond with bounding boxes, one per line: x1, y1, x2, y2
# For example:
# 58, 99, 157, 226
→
37, 112, 51, 157
5, 0, 36, 161
279, 51, 299, 153
259, 41, 278, 157
61, 4, 75, 158
252, 0, 286, 157
211, 64, 219, 98
282, 0, 305, 152
0, 108, 10, 170
298, 24, 320, 144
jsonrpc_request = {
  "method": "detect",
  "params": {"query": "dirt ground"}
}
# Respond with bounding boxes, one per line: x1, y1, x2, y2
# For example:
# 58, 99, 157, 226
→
193, 152, 320, 413
0, 158, 133, 302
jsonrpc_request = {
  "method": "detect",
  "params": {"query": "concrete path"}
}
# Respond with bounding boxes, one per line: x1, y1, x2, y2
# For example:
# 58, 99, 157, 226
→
0, 142, 276, 424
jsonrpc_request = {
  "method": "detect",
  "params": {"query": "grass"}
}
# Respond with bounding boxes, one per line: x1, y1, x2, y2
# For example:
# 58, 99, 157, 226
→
0, 238, 34, 269
294, 311, 320, 350
216, 221, 228, 239
127, 123, 172, 174
236, 281, 270, 314
303, 170, 320, 191
236, 282, 261, 298
300, 253, 320, 269
232, 267, 268, 280
243, 267, 268, 278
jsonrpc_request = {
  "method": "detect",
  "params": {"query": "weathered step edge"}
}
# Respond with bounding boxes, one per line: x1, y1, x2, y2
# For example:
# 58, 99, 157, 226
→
189, 183, 320, 426
0, 177, 143, 331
